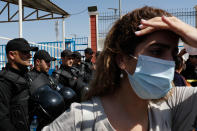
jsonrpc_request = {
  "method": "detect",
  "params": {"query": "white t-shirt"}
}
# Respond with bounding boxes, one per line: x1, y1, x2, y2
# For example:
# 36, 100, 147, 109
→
42, 87, 197, 131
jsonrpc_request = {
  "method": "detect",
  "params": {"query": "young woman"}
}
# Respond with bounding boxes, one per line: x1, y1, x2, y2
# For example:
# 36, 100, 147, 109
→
42, 6, 197, 131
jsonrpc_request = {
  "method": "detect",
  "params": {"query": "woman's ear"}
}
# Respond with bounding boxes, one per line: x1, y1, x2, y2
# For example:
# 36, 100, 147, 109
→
116, 54, 126, 70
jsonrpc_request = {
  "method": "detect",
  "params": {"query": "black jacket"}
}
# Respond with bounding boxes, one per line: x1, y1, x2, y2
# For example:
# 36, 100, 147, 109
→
73, 62, 93, 83
52, 65, 77, 88
52, 65, 87, 98
28, 69, 56, 94
0, 64, 30, 131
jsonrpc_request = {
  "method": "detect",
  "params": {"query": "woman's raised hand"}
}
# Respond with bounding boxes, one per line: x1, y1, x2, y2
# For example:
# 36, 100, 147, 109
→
135, 16, 197, 48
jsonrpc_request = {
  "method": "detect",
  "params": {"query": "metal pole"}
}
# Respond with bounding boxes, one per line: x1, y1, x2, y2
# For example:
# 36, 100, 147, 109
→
62, 18, 65, 50
55, 21, 59, 42
194, 5, 197, 28
108, 8, 118, 18
19, 0, 23, 38
70, 34, 77, 39
119, 0, 121, 18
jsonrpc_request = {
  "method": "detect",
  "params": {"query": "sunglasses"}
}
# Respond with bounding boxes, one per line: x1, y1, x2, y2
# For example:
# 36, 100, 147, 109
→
20, 51, 30, 55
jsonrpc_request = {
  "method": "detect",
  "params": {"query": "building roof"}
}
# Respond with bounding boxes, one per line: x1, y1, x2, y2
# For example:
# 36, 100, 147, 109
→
1, 0, 69, 16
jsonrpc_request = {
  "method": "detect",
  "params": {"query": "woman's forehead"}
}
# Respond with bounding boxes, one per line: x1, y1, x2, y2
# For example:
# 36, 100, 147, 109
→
133, 31, 179, 53
140, 31, 178, 45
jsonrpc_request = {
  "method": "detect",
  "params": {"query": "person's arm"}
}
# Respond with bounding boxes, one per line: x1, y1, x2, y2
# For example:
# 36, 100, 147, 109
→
135, 16, 197, 48
42, 103, 79, 131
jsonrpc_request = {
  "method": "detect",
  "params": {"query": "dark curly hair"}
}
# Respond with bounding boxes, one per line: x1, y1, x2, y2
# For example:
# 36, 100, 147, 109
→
85, 6, 173, 100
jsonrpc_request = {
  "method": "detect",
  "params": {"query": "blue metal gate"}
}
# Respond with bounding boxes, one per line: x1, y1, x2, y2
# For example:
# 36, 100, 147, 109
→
0, 37, 88, 71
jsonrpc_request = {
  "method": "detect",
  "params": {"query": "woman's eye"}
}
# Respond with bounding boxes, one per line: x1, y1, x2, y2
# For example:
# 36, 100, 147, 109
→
150, 49, 162, 56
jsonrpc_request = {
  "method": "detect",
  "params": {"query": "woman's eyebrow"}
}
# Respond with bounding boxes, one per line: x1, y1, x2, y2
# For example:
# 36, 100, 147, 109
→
148, 43, 170, 49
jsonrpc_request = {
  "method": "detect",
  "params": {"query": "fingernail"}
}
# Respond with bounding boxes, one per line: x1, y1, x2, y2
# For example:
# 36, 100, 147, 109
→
141, 19, 146, 22
135, 31, 141, 35
138, 24, 143, 29
162, 15, 168, 19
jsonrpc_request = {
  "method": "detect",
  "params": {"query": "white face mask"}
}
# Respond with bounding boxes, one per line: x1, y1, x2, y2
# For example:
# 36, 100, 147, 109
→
127, 55, 175, 99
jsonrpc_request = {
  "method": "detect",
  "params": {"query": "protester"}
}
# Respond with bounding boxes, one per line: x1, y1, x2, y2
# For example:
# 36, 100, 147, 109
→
0, 38, 38, 131
42, 6, 197, 131
181, 55, 197, 86
173, 55, 191, 86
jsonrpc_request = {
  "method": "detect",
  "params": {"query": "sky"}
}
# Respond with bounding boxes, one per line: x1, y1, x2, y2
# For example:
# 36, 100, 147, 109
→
0, 0, 197, 44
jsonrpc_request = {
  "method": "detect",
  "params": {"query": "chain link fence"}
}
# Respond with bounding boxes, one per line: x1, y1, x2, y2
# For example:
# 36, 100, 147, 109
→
98, 8, 197, 38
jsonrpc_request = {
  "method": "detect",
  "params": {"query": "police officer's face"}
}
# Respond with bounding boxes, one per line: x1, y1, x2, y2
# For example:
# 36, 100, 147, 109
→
85, 53, 93, 60
11, 50, 32, 68
39, 59, 51, 73
62, 56, 73, 67
73, 58, 80, 65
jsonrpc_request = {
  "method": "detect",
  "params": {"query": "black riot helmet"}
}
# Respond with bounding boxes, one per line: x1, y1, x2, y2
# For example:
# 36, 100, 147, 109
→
30, 85, 66, 121
57, 84, 78, 108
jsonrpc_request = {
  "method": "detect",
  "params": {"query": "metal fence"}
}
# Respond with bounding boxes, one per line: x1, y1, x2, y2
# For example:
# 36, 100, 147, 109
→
98, 8, 197, 38
0, 37, 88, 70
168, 8, 196, 27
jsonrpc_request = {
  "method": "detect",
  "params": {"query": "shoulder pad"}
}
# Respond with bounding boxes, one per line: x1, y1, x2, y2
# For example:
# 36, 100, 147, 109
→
0, 69, 6, 77
0, 70, 26, 84
71, 67, 80, 72
0, 71, 5, 81
81, 61, 88, 66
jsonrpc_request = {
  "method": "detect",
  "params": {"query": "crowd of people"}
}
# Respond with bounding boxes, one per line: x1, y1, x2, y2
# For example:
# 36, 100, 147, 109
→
1, 5, 197, 131
0, 38, 98, 131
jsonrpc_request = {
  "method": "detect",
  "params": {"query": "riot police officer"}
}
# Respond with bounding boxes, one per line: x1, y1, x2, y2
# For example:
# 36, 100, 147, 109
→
84, 47, 94, 64
52, 49, 74, 87
72, 51, 92, 83
0, 38, 38, 131
28, 50, 77, 130
84, 48, 94, 81
28, 50, 56, 94
52, 49, 88, 101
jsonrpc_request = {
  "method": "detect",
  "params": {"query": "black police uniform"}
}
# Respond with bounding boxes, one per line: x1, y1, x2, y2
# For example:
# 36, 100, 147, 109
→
28, 68, 68, 131
0, 63, 30, 131
52, 65, 77, 88
27, 68, 56, 94
52, 64, 87, 101
72, 51, 93, 83
73, 61, 93, 83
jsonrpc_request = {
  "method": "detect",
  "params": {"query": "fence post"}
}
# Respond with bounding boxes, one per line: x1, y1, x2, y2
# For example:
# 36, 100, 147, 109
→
88, 6, 98, 53
194, 5, 197, 28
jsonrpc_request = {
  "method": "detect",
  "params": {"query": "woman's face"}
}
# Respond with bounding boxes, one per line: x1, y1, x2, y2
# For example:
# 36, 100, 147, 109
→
125, 30, 179, 74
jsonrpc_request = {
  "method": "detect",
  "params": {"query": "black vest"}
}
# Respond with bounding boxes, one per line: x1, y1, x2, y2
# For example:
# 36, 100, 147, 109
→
27, 70, 54, 94
0, 70, 30, 131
